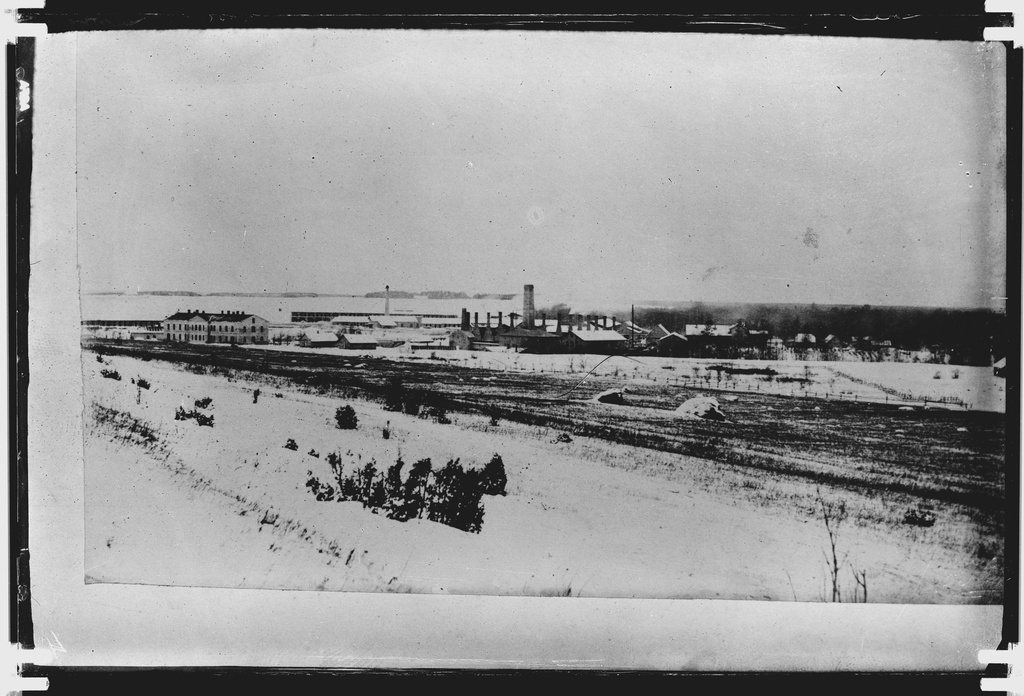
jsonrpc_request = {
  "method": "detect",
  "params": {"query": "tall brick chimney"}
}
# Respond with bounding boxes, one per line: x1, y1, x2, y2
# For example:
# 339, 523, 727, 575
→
522, 284, 535, 329
461, 308, 470, 332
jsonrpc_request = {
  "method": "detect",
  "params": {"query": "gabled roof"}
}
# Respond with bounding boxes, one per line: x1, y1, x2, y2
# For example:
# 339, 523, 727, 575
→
210, 313, 258, 323
369, 316, 398, 327
570, 329, 627, 342
304, 329, 338, 342
166, 311, 264, 323
165, 311, 211, 321
658, 331, 688, 342
341, 335, 378, 346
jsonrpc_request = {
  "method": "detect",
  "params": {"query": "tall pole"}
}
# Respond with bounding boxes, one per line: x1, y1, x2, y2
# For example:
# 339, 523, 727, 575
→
631, 304, 635, 352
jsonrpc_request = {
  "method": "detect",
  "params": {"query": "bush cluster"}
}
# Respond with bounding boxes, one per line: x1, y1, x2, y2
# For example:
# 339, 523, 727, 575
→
175, 406, 214, 427
306, 452, 507, 533
194, 397, 213, 409
382, 378, 452, 424
284, 438, 298, 451
100, 368, 122, 381
135, 377, 151, 390
335, 405, 358, 429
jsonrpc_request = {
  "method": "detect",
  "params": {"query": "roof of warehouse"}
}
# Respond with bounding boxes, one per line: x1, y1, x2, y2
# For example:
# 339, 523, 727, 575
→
570, 329, 627, 342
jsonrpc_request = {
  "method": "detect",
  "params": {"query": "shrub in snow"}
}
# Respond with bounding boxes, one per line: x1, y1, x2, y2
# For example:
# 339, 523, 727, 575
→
308, 449, 319, 458
360, 462, 386, 509
383, 377, 405, 412
553, 432, 572, 444
306, 471, 335, 502
428, 407, 451, 425
335, 405, 358, 430
383, 459, 405, 512
489, 413, 500, 427
253, 388, 261, 404
175, 406, 214, 427
136, 377, 151, 390
478, 454, 507, 496
338, 468, 360, 502
284, 438, 298, 451
397, 458, 433, 520
96, 355, 104, 363
307, 452, 492, 534
100, 369, 121, 381
194, 397, 212, 409
357, 461, 378, 507
425, 459, 485, 534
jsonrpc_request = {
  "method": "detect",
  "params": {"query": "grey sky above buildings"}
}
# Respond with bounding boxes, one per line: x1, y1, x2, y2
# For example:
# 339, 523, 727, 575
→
74, 30, 1007, 308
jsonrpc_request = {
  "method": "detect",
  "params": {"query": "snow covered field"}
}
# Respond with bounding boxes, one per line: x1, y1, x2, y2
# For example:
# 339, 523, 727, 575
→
246, 343, 1006, 413
82, 350, 1003, 603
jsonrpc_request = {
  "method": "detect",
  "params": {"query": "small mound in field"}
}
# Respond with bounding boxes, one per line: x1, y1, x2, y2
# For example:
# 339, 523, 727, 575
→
904, 508, 936, 527
592, 389, 627, 405
674, 396, 726, 421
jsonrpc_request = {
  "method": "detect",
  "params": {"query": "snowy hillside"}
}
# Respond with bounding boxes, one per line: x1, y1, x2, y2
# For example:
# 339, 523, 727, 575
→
83, 352, 1003, 602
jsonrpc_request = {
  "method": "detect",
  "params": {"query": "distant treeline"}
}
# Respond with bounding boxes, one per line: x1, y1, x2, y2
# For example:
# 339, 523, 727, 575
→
629, 303, 1006, 364
365, 290, 417, 299
364, 290, 513, 300
140, 290, 202, 296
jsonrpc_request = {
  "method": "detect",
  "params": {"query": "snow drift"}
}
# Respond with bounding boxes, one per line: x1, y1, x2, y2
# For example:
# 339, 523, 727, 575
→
674, 396, 727, 421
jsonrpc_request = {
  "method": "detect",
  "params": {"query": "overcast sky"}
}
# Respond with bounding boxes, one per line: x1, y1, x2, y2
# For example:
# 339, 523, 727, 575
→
73, 29, 1006, 308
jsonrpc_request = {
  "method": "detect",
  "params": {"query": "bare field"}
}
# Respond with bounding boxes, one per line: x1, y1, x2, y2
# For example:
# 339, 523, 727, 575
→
81, 340, 1006, 603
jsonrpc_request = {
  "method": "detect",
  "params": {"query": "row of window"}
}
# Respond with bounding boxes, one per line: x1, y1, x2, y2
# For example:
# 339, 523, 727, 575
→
166, 324, 266, 333
165, 334, 266, 343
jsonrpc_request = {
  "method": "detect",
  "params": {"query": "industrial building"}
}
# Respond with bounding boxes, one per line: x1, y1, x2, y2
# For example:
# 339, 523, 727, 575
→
163, 310, 270, 345
489, 285, 627, 354
294, 286, 460, 329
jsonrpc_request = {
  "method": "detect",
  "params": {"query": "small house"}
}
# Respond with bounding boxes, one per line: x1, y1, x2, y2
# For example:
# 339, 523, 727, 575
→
339, 335, 378, 350
656, 332, 689, 357
299, 329, 339, 348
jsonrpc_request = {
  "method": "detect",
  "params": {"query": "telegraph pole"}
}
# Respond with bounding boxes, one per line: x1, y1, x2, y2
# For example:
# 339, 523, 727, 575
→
631, 304, 635, 352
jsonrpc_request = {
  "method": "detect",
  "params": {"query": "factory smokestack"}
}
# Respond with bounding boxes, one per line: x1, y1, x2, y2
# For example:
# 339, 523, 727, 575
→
384, 285, 390, 317
461, 308, 470, 332
522, 284, 535, 329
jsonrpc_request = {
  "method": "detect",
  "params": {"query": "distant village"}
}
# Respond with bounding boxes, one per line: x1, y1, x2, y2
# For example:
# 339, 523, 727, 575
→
84, 283, 1005, 371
